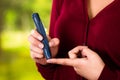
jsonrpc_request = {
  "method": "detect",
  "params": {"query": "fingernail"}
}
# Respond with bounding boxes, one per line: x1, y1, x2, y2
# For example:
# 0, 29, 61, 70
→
39, 44, 44, 48
38, 36, 43, 41
49, 41, 54, 47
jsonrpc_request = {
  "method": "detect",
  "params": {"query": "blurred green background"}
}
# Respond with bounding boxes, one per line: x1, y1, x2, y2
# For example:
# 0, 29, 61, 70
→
0, 0, 52, 80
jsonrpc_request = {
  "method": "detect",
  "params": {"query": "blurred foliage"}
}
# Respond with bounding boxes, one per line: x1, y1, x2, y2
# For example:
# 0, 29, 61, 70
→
1, 0, 51, 31
0, 0, 52, 80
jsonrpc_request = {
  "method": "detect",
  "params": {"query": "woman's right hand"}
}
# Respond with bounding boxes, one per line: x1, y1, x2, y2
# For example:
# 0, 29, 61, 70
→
28, 29, 60, 65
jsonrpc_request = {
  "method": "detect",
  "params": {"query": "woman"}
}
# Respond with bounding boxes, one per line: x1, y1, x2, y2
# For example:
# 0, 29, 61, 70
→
28, 0, 120, 80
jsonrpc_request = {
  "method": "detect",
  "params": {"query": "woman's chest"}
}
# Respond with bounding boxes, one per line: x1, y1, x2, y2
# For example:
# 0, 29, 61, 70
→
55, 0, 120, 47
87, 0, 115, 20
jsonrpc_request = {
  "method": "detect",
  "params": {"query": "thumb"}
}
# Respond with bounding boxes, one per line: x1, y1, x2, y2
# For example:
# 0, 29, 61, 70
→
49, 38, 60, 47
48, 38, 60, 58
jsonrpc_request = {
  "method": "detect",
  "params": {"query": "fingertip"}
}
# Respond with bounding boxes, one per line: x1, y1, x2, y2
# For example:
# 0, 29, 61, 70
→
53, 38, 60, 46
68, 51, 73, 57
30, 29, 43, 41
38, 36, 43, 41
68, 51, 71, 54
68, 51, 77, 59
46, 59, 50, 63
46, 59, 54, 63
55, 38, 60, 45
49, 38, 60, 47
49, 41, 54, 47
38, 44, 44, 48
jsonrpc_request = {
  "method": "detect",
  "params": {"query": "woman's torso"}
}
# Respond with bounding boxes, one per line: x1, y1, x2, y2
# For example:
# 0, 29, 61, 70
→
49, 0, 120, 80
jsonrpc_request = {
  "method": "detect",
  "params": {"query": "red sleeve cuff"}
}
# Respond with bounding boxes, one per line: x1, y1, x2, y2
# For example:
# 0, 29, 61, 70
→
98, 65, 118, 80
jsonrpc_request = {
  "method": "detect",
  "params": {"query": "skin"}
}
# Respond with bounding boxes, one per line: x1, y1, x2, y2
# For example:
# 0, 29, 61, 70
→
28, 0, 115, 79
28, 30, 105, 80
88, 0, 114, 19
28, 30, 60, 65
47, 46, 105, 80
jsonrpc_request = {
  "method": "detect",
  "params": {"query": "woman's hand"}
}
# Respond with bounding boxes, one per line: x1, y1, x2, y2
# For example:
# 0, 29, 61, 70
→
47, 46, 105, 80
28, 29, 60, 65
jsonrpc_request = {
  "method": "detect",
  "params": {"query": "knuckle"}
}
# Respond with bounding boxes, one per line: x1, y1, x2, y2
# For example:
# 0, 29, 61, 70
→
30, 45, 33, 49
30, 48, 44, 58
28, 35, 36, 44
31, 38, 36, 43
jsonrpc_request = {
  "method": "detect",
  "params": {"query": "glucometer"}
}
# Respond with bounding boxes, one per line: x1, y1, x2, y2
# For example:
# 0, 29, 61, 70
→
32, 13, 51, 59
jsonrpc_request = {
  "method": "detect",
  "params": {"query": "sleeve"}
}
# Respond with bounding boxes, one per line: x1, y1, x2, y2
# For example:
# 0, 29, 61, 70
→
98, 65, 120, 80
36, 63, 56, 80
49, 0, 63, 38
98, 50, 120, 80
36, 0, 64, 80
98, 35, 120, 80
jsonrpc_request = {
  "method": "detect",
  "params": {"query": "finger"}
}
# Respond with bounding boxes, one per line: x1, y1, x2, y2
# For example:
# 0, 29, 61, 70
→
69, 46, 88, 54
81, 48, 98, 58
68, 46, 88, 59
30, 45, 44, 54
31, 29, 43, 41
28, 35, 44, 48
47, 58, 76, 66
30, 50, 44, 59
49, 38, 60, 47
48, 38, 60, 58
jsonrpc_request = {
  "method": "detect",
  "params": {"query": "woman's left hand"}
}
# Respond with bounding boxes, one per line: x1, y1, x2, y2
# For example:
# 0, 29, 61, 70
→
47, 46, 105, 80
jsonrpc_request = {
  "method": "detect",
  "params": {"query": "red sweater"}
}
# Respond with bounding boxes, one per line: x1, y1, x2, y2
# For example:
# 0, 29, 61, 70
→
36, 0, 120, 80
